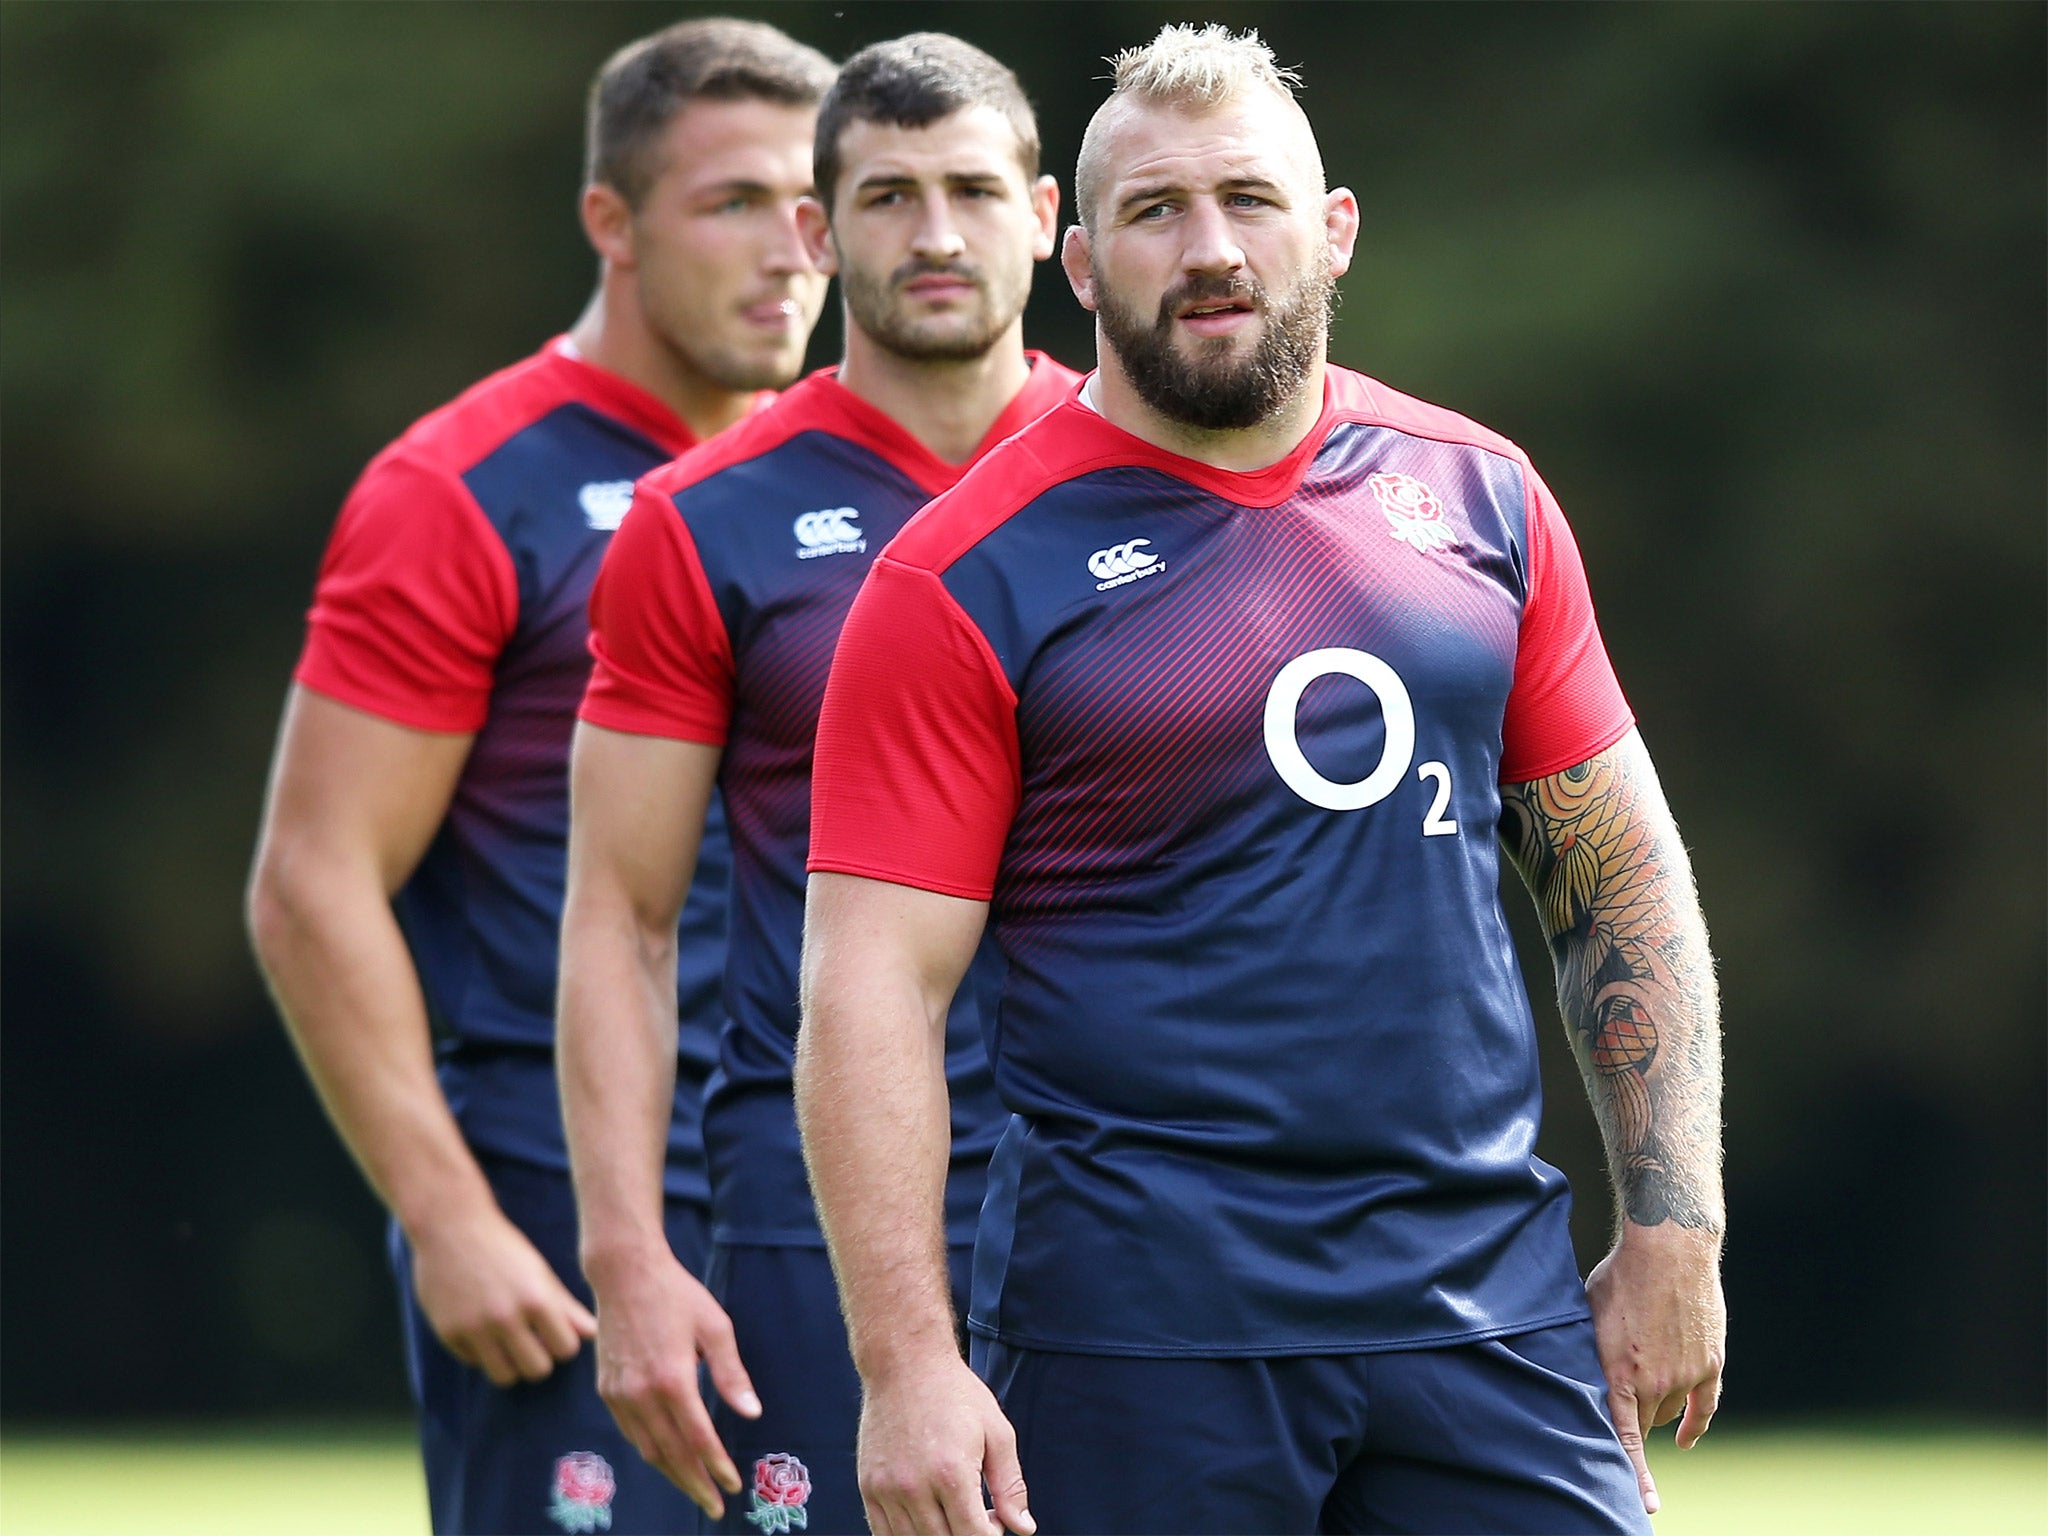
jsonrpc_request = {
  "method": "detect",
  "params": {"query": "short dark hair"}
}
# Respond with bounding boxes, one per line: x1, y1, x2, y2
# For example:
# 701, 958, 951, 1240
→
586, 18, 836, 208
813, 33, 1039, 211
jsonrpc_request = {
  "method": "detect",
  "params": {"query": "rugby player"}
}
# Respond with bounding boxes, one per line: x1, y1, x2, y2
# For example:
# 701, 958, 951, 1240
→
247, 19, 832, 1532
800, 24, 1725, 1535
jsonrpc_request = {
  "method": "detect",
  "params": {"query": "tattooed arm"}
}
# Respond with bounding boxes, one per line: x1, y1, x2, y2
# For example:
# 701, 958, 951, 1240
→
1500, 726, 1725, 1515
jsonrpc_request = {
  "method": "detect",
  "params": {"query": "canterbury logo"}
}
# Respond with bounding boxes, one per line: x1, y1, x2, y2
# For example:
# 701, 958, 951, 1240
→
578, 480, 636, 532
1089, 537, 1166, 591
794, 507, 865, 559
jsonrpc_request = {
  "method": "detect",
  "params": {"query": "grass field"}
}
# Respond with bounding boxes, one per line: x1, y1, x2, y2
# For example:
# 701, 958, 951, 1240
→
0, 1422, 2042, 1534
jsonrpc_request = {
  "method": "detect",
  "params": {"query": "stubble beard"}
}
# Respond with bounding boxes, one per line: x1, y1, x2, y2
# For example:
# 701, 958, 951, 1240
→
1095, 259, 1334, 433
842, 256, 1028, 364
656, 327, 806, 394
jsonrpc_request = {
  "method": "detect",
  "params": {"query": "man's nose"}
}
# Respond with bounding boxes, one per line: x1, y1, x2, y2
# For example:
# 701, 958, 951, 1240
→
1179, 197, 1246, 277
909, 191, 968, 262
762, 201, 812, 275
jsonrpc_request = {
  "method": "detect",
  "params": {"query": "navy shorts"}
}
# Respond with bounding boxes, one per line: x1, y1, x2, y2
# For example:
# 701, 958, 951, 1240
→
972, 1320, 1651, 1535
703, 1242, 973, 1536
392, 1154, 712, 1536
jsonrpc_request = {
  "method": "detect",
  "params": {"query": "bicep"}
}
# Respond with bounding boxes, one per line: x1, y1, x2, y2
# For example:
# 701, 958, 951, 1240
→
801, 871, 988, 1026
565, 721, 721, 930
257, 685, 474, 893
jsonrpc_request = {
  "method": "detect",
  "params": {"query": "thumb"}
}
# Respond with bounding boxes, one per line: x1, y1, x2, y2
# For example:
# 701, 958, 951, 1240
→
699, 1305, 761, 1420
983, 1417, 1033, 1535
1609, 1387, 1659, 1515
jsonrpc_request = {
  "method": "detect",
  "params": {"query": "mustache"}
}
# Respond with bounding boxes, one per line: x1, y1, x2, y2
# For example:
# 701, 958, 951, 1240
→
1157, 273, 1265, 324
893, 258, 985, 289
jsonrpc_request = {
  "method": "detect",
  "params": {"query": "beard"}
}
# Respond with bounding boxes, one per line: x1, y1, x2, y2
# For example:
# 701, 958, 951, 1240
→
1094, 258, 1333, 432
841, 256, 1026, 363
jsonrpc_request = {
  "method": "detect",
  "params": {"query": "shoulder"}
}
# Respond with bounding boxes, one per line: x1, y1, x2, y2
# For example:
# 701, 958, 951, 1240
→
641, 372, 843, 507
378, 347, 590, 481
884, 400, 1116, 574
1328, 366, 1530, 467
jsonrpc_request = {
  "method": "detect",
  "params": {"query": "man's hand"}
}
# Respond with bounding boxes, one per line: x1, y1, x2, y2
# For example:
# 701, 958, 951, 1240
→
1586, 1221, 1727, 1515
409, 1203, 596, 1387
587, 1247, 760, 1518
857, 1353, 1032, 1536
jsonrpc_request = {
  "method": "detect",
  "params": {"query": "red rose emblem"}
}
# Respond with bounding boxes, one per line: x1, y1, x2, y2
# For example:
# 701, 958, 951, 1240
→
754, 1453, 812, 1509
554, 1452, 616, 1507
1367, 471, 1457, 552
1367, 471, 1443, 522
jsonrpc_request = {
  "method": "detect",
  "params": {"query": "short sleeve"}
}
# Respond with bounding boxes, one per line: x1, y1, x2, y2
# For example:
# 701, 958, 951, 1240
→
295, 452, 518, 732
1498, 467, 1635, 782
808, 557, 1020, 901
580, 484, 735, 743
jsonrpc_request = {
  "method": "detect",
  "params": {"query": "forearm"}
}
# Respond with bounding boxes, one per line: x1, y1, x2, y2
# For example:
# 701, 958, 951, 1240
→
559, 901, 681, 1277
248, 856, 491, 1235
1504, 730, 1724, 1238
796, 898, 960, 1380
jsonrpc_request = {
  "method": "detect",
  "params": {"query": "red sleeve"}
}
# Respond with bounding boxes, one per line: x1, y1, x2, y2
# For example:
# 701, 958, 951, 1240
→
1498, 466, 1635, 782
808, 557, 1020, 900
579, 483, 735, 743
294, 453, 517, 732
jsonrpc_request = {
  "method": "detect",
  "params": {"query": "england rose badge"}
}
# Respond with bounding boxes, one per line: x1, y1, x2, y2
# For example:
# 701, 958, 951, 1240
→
1368, 470, 1457, 553
745, 1452, 813, 1533
548, 1451, 616, 1534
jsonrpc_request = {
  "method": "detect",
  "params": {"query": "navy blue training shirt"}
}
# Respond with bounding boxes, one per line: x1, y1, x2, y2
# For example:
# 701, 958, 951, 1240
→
298, 338, 732, 1199
581, 358, 1079, 1245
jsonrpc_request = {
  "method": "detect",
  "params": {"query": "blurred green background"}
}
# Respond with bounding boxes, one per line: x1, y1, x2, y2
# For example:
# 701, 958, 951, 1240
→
2, 0, 2041, 1450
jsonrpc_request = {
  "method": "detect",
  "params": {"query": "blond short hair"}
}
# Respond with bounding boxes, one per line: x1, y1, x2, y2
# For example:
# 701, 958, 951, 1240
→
1076, 25, 1311, 229
1105, 23, 1301, 106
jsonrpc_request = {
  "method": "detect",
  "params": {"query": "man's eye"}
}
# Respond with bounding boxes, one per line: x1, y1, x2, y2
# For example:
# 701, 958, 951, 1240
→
1136, 202, 1174, 220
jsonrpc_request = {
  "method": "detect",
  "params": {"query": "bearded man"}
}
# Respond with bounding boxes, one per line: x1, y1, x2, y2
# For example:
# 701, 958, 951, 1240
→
798, 23, 1725, 1536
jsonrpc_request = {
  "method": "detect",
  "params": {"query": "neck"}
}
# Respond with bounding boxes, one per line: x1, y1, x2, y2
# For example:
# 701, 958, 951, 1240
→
836, 317, 1032, 466
566, 278, 758, 443
1090, 336, 1326, 473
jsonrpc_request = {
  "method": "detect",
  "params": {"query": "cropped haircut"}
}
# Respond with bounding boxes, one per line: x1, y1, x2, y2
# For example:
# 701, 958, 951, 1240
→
813, 33, 1040, 210
586, 18, 836, 208
1076, 24, 1308, 229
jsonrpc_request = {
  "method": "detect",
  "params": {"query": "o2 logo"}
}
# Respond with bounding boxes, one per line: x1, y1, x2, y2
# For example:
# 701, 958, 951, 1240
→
1261, 648, 1459, 835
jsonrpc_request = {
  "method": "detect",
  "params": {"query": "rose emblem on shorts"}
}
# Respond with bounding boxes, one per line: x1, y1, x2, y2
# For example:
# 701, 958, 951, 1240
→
548, 1451, 616, 1534
1368, 471, 1457, 553
745, 1452, 813, 1533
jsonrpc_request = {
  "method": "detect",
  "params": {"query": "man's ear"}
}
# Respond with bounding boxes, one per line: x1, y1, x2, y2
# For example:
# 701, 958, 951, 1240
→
1029, 175, 1061, 262
580, 182, 636, 270
1324, 186, 1360, 281
1061, 224, 1098, 312
796, 196, 840, 277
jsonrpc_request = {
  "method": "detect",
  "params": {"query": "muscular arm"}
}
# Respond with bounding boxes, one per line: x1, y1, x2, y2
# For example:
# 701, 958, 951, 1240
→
796, 873, 1031, 1536
557, 720, 752, 1517
246, 686, 594, 1386
1500, 725, 1725, 1512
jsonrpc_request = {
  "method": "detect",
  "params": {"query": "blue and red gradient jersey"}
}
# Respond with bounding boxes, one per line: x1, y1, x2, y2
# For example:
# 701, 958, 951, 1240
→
580, 356, 1081, 1246
809, 366, 1636, 1355
296, 339, 736, 1202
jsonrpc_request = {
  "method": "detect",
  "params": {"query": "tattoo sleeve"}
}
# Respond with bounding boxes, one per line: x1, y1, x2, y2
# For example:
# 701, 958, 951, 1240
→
1500, 728, 1725, 1236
